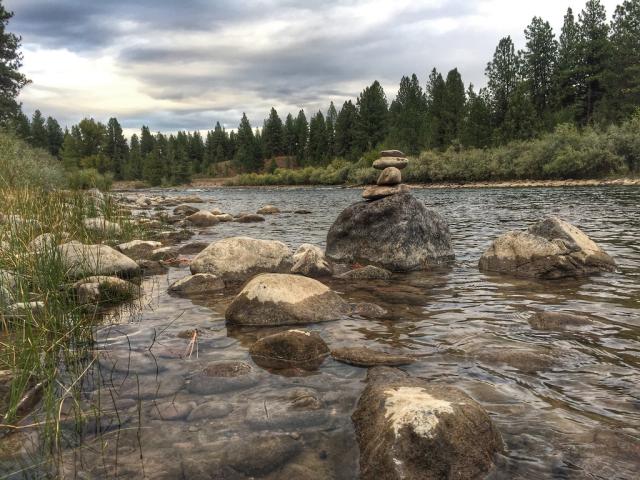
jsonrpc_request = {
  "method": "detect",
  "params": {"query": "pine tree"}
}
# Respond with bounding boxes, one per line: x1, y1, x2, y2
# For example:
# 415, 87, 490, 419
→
356, 80, 388, 151
60, 129, 82, 170
523, 17, 558, 124
140, 126, 155, 157
461, 85, 493, 148
388, 74, 427, 154
8, 110, 30, 139
0, 3, 30, 122
294, 109, 309, 164
576, 0, 610, 124
30, 110, 48, 149
283, 113, 297, 156
188, 130, 205, 173
443, 68, 466, 146
553, 8, 581, 122
335, 100, 360, 159
234, 113, 261, 172
263, 107, 284, 158
171, 131, 192, 184
486, 36, 521, 129
425, 68, 447, 148
308, 111, 328, 165
103, 117, 128, 180
126, 134, 142, 180
45, 116, 64, 157
501, 83, 538, 141
326, 102, 338, 158
143, 133, 166, 186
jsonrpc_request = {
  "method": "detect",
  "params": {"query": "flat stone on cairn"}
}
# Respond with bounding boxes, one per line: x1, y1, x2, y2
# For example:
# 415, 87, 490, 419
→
363, 149, 410, 200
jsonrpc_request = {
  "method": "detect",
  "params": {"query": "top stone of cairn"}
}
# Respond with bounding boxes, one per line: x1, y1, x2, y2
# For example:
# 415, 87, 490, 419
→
380, 150, 405, 157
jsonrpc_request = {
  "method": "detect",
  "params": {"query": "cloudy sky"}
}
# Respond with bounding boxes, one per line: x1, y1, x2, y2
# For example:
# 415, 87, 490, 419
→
7, 0, 620, 136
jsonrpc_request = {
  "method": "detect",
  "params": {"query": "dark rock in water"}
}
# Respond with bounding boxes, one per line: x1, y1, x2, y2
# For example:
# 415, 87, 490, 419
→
529, 311, 593, 330
332, 347, 414, 367
338, 265, 392, 280
137, 259, 168, 276
225, 273, 351, 326
245, 388, 327, 430
326, 193, 454, 271
351, 302, 388, 318
479, 216, 615, 279
173, 204, 199, 216
169, 273, 225, 295
294, 209, 312, 214
177, 241, 210, 255
474, 347, 555, 373
187, 401, 233, 421
235, 213, 265, 223
221, 434, 302, 476
352, 367, 503, 480
249, 329, 330, 371
187, 361, 258, 394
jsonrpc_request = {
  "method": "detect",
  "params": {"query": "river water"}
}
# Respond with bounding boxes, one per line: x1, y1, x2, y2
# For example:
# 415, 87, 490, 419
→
7, 186, 640, 479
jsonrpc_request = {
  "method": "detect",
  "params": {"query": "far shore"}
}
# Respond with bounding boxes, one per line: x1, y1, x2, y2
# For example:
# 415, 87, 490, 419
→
112, 176, 640, 192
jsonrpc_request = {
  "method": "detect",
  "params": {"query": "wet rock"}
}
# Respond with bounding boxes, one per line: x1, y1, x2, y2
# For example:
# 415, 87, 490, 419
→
372, 157, 408, 170
352, 367, 503, 480
137, 259, 168, 276
59, 242, 140, 279
74, 276, 139, 305
83, 217, 122, 236
187, 361, 258, 395
187, 401, 233, 421
245, 388, 327, 430
186, 210, 220, 227
177, 241, 210, 255
225, 273, 351, 326
151, 229, 194, 245
190, 236, 293, 283
257, 205, 281, 215
474, 347, 555, 373
173, 204, 199, 216
327, 193, 454, 271
214, 213, 234, 222
221, 434, 302, 476
529, 311, 594, 330
294, 209, 312, 214
116, 240, 162, 260
479, 216, 615, 279
291, 243, 333, 278
98, 350, 167, 375
150, 246, 179, 261
169, 273, 224, 295
337, 265, 392, 280
362, 183, 410, 200
377, 166, 402, 186
249, 329, 330, 371
351, 302, 388, 318
332, 347, 414, 367
235, 213, 265, 223
176, 195, 204, 204
150, 401, 196, 420
118, 375, 185, 400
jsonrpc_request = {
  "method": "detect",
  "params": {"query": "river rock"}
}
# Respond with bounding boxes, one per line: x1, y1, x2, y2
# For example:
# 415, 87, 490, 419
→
168, 273, 224, 295
176, 195, 204, 203
98, 350, 167, 375
257, 205, 280, 214
83, 217, 122, 236
74, 276, 139, 304
150, 246, 179, 261
59, 242, 141, 279
187, 401, 233, 421
235, 213, 265, 223
332, 347, 414, 367
245, 388, 327, 430
290, 244, 332, 277
377, 167, 402, 186
150, 401, 196, 421
249, 330, 330, 370
116, 240, 162, 260
337, 265, 392, 280
5, 301, 45, 318
528, 311, 594, 330
326, 193, 454, 271
177, 241, 210, 255
474, 347, 556, 373
362, 184, 410, 200
186, 210, 219, 227
221, 434, 302, 476
173, 204, 199, 216
28, 233, 57, 253
373, 157, 408, 170
352, 367, 503, 480
137, 259, 168, 276
213, 213, 233, 222
479, 216, 615, 279
187, 361, 258, 395
225, 273, 351, 326
190, 236, 293, 283
351, 302, 388, 318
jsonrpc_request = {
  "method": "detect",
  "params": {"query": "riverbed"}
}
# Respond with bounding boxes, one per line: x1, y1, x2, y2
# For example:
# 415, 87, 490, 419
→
7, 185, 640, 479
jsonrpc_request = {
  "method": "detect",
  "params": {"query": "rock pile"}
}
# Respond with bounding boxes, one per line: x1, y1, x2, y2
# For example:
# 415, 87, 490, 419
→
362, 150, 410, 200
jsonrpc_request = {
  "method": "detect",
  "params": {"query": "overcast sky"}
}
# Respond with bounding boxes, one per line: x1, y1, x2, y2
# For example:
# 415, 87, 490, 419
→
7, 0, 620, 136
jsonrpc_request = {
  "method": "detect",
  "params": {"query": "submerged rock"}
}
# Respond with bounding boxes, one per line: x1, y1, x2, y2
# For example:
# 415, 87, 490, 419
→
177, 241, 210, 255
190, 236, 292, 283
150, 401, 196, 421
187, 401, 233, 421
116, 240, 162, 260
351, 302, 388, 318
479, 216, 615, 279
249, 330, 330, 371
474, 347, 556, 373
245, 388, 327, 430
168, 273, 224, 295
136, 259, 168, 276
59, 242, 140, 279
290, 243, 333, 277
326, 193, 454, 271
225, 273, 351, 326
332, 347, 414, 367
235, 213, 266, 223
221, 434, 302, 476
337, 265, 392, 280
352, 367, 502, 480
528, 311, 594, 330
187, 361, 258, 395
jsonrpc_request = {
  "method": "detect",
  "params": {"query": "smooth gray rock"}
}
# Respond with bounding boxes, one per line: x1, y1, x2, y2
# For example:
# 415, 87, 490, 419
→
169, 273, 225, 295
290, 243, 332, 278
59, 242, 140, 279
249, 330, 330, 371
187, 361, 258, 395
377, 166, 402, 186
337, 265, 392, 280
117, 240, 162, 260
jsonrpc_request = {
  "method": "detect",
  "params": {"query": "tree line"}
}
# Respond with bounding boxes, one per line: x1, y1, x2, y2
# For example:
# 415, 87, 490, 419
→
2, 0, 640, 186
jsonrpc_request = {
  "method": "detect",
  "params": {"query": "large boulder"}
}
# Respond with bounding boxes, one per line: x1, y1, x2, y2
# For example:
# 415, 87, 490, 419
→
326, 193, 454, 271
290, 244, 332, 277
479, 216, 615, 279
353, 367, 503, 480
59, 242, 140, 279
225, 273, 351, 326
249, 330, 330, 371
190, 236, 293, 283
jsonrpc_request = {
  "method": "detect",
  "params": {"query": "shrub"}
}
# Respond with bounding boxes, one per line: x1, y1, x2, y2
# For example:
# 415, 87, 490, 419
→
67, 168, 114, 190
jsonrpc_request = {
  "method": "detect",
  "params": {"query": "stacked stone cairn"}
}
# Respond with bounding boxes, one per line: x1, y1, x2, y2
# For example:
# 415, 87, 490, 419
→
362, 150, 410, 200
